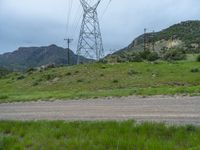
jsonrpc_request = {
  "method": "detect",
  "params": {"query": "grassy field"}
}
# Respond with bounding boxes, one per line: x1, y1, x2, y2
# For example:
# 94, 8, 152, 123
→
0, 120, 200, 150
0, 61, 200, 103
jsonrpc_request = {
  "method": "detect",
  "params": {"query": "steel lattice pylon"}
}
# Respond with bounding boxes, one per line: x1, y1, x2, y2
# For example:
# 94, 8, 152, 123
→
77, 0, 104, 64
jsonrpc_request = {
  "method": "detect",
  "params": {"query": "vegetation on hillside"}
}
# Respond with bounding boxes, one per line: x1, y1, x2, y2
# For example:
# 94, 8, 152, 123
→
0, 68, 10, 78
155, 21, 200, 50
106, 21, 200, 63
105, 49, 187, 63
0, 61, 199, 103
0, 120, 200, 150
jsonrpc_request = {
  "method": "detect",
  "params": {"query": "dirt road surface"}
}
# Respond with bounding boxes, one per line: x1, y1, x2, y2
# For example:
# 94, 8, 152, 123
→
0, 96, 200, 125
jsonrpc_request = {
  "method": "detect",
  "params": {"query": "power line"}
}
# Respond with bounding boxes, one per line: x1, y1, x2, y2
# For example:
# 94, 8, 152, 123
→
152, 30, 155, 51
70, 3, 82, 38
100, 0, 112, 20
64, 0, 74, 65
65, 0, 73, 37
72, 14, 82, 39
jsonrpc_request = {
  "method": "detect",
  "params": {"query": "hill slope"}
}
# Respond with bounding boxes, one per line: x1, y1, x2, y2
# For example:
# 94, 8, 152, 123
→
0, 61, 199, 103
107, 20, 200, 61
0, 45, 90, 71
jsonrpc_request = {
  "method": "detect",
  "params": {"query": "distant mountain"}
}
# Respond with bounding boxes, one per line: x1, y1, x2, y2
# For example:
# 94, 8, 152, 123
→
106, 20, 200, 61
0, 45, 90, 71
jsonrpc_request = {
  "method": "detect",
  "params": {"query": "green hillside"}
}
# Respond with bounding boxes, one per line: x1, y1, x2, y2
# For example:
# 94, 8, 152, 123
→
106, 21, 200, 63
0, 60, 199, 103
131, 20, 200, 48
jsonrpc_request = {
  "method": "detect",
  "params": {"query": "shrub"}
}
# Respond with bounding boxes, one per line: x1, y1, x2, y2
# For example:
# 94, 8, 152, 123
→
26, 68, 36, 73
42, 74, 56, 81
66, 72, 72, 76
186, 125, 196, 132
32, 81, 39, 86
0, 95, 9, 99
101, 66, 107, 69
112, 79, 119, 83
128, 52, 143, 62
0, 67, 10, 78
197, 55, 200, 62
99, 59, 108, 64
116, 56, 126, 63
17, 75, 25, 80
75, 71, 79, 74
100, 73, 104, 77
162, 49, 186, 61
133, 50, 159, 62
190, 68, 199, 73
77, 79, 84, 83
44, 64, 56, 70
147, 52, 159, 61
139, 50, 151, 60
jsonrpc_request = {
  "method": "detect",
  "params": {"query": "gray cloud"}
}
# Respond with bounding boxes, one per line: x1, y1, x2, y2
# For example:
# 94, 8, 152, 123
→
0, 0, 200, 54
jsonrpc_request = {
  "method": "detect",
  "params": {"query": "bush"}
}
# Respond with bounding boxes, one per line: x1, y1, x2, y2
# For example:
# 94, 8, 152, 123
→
137, 50, 159, 62
197, 55, 200, 62
163, 49, 186, 61
0, 67, 10, 78
42, 74, 56, 81
99, 59, 108, 64
26, 68, 36, 73
32, 81, 39, 86
65, 72, 72, 76
17, 75, 25, 80
101, 66, 107, 69
147, 52, 159, 61
128, 52, 143, 62
114, 52, 143, 63
44, 64, 56, 70
75, 71, 79, 74
77, 79, 84, 83
139, 50, 151, 60
0, 95, 9, 99
116, 56, 126, 63
191, 68, 199, 73
100, 73, 104, 77
112, 79, 119, 83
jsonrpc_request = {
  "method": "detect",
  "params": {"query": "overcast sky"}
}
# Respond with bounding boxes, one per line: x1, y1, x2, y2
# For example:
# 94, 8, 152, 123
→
0, 0, 200, 54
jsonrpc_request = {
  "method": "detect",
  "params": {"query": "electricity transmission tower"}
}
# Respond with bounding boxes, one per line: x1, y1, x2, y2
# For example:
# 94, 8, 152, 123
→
77, 0, 104, 64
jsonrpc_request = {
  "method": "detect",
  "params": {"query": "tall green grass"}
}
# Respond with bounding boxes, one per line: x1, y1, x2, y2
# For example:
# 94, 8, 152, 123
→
0, 61, 199, 103
0, 120, 200, 150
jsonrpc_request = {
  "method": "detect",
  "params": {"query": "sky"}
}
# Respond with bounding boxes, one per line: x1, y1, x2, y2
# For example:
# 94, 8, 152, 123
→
0, 0, 200, 54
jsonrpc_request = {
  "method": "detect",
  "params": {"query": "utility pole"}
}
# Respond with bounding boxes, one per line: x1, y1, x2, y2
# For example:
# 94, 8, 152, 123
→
64, 38, 73, 65
152, 30, 155, 51
144, 28, 147, 51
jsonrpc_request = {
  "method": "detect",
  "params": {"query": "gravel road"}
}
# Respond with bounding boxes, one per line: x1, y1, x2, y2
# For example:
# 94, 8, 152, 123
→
0, 96, 200, 125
